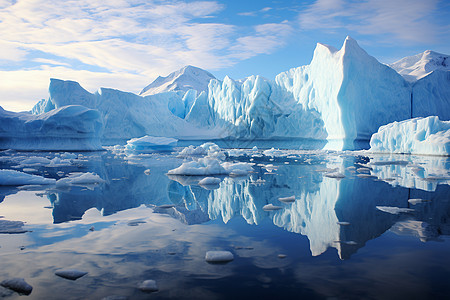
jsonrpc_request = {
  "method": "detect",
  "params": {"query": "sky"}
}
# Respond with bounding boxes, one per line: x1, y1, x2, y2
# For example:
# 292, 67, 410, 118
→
0, 0, 449, 112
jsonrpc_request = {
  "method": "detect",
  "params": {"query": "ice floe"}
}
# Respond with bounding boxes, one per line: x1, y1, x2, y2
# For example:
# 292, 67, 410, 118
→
205, 251, 234, 263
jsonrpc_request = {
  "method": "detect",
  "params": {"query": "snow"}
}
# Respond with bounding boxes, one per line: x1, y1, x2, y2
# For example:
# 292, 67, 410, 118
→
205, 251, 234, 263
139, 65, 216, 96
138, 280, 158, 292
55, 269, 88, 280
0, 105, 102, 151
0, 169, 56, 185
389, 50, 450, 82
0, 278, 32, 295
369, 116, 450, 155
125, 135, 178, 151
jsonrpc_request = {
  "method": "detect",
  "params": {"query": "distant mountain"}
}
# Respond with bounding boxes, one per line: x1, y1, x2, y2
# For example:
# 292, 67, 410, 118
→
389, 50, 450, 82
139, 65, 216, 96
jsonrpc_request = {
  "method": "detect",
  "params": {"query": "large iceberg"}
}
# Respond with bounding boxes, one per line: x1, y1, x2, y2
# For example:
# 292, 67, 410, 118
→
369, 116, 450, 156
32, 79, 215, 143
0, 105, 102, 150
28, 37, 448, 150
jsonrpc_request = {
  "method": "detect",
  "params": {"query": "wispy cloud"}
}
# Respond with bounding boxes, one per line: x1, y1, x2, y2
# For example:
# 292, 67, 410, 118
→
238, 6, 272, 17
0, 0, 293, 111
299, 0, 442, 43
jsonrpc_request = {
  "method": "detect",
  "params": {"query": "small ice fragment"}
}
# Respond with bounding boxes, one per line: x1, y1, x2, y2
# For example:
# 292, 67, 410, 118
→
356, 168, 371, 173
337, 221, 350, 225
0, 278, 33, 295
278, 196, 295, 203
205, 251, 234, 263
263, 204, 283, 211
198, 177, 221, 185
56, 171, 64, 177
157, 205, 175, 209
278, 254, 287, 259
357, 174, 376, 178
55, 269, 88, 280
376, 206, 414, 215
408, 198, 429, 205
138, 280, 158, 292
252, 146, 258, 151
144, 169, 150, 175
324, 172, 345, 179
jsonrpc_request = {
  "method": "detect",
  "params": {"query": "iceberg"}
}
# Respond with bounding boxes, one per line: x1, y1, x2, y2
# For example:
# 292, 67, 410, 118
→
139, 65, 216, 96
369, 116, 450, 156
0, 105, 102, 151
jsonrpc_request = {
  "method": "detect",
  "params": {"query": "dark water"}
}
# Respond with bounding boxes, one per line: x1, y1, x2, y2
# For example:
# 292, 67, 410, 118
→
0, 147, 449, 299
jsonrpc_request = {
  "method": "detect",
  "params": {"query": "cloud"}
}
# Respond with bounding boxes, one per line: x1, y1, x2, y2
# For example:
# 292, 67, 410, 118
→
0, 0, 293, 111
238, 6, 272, 17
299, 0, 442, 43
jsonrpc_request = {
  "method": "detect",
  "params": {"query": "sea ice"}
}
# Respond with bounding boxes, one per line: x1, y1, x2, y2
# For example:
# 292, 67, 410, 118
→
205, 251, 234, 263
324, 172, 346, 179
55, 269, 88, 280
278, 196, 296, 203
56, 172, 105, 186
0, 219, 27, 234
0, 169, 55, 185
376, 206, 415, 215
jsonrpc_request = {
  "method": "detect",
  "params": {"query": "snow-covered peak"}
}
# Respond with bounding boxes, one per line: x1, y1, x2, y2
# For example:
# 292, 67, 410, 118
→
139, 65, 216, 96
389, 50, 450, 82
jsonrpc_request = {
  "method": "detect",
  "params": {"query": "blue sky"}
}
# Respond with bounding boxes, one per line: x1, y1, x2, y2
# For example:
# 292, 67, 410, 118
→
1, 0, 449, 111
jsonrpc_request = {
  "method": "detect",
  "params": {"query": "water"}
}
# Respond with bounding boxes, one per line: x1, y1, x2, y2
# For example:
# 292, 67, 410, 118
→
0, 147, 449, 299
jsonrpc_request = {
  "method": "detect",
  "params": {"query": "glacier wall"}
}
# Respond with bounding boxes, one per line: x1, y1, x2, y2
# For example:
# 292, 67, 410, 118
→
0, 105, 103, 150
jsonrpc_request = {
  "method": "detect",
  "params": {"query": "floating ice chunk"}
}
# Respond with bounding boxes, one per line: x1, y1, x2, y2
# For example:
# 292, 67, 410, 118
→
357, 174, 376, 179
126, 135, 177, 151
144, 169, 151, 175
369, 116, 450, 156
56, 172, 105, 186
369, 160, 409, 166
222, 162, 254, 176
168, 157, 253, 176
55, 269, 88, 280
22, 168, 37, 173
0, 278, 32, 295
156, 204, 175, 209
205, 251, 234, 263
0, 219, 27, 234
252, 146, 258, 151
408, 198, 429, 205
177, 145, 207, 157
376, 206, 415, 214
324, 172, 345, 179
278, 254, 287, 259
263, 148, 285, 157
198, 177, 221, 185
356, 168, 371, 173
278, 196, 295, 203
263, 204, 283, 211
138, 279, 158, 292
337, 221, 350, 226
0, 169, 55, 185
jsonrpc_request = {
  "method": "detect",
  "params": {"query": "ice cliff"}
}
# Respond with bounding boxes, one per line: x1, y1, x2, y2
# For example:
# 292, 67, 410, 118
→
29, 37, 449, 150
0, 105, 102, 150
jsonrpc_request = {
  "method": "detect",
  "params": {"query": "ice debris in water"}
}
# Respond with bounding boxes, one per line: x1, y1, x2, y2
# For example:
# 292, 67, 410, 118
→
55, 269, 88, 280
56, 172, 105, 186
125, 135, 177, 151
376, 206, 415, 214
337, 221, 351, 226
198, 177, 221, 185
205, 251, 234, 263
263, 204, 283, 211
408, 198, 429, 205
278, 195, 296, 203
0, 219, 27, 234
0, 278, 33, 295
144, 169, 151, 175
138, 280, 158, 292
0, 169, 56, 185
324, 172, 345, 179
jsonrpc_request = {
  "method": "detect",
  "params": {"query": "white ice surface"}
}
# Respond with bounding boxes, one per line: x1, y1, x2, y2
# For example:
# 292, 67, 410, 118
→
0, 169, 55, 185
205, 251, 234, 263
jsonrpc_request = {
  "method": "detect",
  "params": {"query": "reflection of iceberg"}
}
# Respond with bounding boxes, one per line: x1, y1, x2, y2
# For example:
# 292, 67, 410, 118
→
368, 155, 450, 191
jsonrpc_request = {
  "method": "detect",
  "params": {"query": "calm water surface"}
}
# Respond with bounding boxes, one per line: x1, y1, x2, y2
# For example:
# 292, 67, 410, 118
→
0, 146, 449, 299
